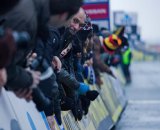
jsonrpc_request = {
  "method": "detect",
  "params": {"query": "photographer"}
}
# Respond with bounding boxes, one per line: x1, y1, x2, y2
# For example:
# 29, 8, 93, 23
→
55, 8, 95, 121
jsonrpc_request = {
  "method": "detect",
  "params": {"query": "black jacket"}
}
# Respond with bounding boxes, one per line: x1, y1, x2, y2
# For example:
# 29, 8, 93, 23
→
35, 27, 61, 65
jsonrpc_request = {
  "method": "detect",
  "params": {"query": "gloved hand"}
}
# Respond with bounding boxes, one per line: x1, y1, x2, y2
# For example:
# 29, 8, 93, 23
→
78, 82, 90, 95
60, 96, 74, 111
71, 97, 83, 121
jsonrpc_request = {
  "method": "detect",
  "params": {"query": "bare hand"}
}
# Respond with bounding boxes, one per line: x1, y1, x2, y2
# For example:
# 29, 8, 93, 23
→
96, 76, 103, 87
14, 88, 33, 102
52, 56, 62, 72
26, 53, 37, 66
0, 68, 7, 87
60, 43, 72, 58
27, 70, 41, 88
108, 70, 116, 79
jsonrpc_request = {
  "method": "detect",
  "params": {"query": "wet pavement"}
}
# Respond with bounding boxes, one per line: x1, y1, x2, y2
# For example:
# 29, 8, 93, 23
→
115, 61, 160, 130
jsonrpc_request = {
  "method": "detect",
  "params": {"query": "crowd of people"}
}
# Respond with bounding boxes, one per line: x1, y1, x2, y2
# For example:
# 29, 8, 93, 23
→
0, 0, 132, 129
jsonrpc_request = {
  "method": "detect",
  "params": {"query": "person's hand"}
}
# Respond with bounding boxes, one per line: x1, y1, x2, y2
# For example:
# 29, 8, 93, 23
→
13, 69, 40, 101
85, 58, 93, 66
52, 56, 62, 72
26, 69, 41, 88
105, 66, 117, 79
26, 53, 37, 66
107, 69, 116, 79
60, 43, 72, 58
0, 68, 7, 87
14, 88, 33, 102
96, 76, 103, 88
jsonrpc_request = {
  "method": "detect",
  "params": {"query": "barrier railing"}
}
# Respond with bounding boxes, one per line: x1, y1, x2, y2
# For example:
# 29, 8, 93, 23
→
0, 68, 126, 130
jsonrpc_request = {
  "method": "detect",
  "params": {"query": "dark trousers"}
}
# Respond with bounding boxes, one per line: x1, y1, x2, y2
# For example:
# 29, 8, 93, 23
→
121, 64, 131, 83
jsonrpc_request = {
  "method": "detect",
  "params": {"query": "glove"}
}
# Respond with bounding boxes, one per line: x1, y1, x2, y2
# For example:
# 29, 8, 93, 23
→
60, 96, 74, 111
78, 82, 89, 95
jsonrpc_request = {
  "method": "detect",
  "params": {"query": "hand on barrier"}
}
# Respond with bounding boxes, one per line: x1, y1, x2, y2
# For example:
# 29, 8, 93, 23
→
14, 88, 33, 102
60, 96, 74, 111
0, 68, 7, 87
28, 56, 54, 114
80, 95, 90, 115
96, 76, 103, 87
78, 83, 90, 95
107, 69, 117, 79
26, 69, 41, 88
83, 66, 96, 85
52, 56, 62, 72
26, 53, 37, 66
71, 97, 83, 121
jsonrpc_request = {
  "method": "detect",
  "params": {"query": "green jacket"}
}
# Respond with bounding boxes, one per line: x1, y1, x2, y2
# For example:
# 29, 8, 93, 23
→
122, 48, 132, 65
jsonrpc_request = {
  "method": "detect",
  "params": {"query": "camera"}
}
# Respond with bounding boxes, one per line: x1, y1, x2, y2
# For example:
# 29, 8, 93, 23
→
0, 27, 30, 48
0, 27, 30, 68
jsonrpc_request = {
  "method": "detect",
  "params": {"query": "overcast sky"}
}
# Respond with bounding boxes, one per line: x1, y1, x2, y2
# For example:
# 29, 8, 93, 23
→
110, 0, 160, 44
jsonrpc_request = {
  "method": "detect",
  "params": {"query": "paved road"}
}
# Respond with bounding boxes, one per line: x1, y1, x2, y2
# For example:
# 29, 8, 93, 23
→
115, 61, 160, 130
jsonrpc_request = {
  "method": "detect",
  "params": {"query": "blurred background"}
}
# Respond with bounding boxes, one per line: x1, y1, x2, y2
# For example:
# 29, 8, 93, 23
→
83, 0, 160, 129
83, 0, 160, 61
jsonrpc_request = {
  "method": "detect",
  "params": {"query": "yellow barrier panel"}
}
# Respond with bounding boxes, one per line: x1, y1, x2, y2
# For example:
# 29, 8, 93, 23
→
0, 68, 126, 130
100, 74, 120, 116
51, 70, 126, 130
52, 70, 126, 130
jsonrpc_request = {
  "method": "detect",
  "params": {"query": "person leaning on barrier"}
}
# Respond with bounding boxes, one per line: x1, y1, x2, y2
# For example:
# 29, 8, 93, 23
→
88, 24, 117, 87
55, 8, 96, 121
0, 0, 83, 97
42, 8, 85, 121
34, 1, 83, 127
73, 14, 94, 83
56, 8, 87, 94
47, 8, 87, 97
0, 0, 83, 129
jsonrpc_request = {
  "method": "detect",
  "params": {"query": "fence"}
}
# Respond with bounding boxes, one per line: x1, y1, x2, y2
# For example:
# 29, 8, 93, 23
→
0, 68, 126, 130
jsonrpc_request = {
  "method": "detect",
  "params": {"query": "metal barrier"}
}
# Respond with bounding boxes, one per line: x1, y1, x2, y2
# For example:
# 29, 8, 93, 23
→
0, 68, 126, 130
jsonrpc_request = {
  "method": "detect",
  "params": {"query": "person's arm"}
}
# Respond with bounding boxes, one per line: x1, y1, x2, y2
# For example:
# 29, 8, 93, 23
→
6, 63, 40, 90
93, 36, 116, 79
56, 69, 80, 90
52, 56, 62, 72
6, 64, 33, 90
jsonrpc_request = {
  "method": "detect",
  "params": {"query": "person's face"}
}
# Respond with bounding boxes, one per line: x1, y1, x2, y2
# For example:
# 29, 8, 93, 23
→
68, 9, 86, 34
